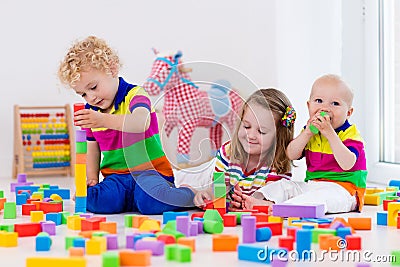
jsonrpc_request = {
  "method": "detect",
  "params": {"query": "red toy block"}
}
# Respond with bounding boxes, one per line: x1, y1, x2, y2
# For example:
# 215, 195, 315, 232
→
397, 216, 400, 229
157, 234, 176, 244
345, 235, 362, 250
39, 201, 63, 214
203, 201, 214, 210
215, 208, 226, 217
223, 214, 237, 227
286, 227, 297, 241
383, 200, 397, 211
22, 204, 37, 215
253, 205, 270, 214
278, 236, 294, 251
91, 216, 106, 222
81, 218, 101, 231
14, 223, 41, 237
256, 222, 282, 235
251, 213, 269, 223
317, 223, 331, 229
191, 212, 204, 220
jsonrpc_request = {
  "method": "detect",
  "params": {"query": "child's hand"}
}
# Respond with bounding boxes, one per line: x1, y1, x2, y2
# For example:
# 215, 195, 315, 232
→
87, 177, 99, 187
193, 188, 213, 208
310, 112, 335, 136
74, 109, 105, 128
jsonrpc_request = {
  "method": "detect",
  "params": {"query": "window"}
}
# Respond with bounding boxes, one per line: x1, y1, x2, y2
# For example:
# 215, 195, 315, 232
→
380, 0, 400, 164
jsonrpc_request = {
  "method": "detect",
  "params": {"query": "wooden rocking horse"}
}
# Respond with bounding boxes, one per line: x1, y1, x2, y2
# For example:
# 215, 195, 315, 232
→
143, 50, 243, 168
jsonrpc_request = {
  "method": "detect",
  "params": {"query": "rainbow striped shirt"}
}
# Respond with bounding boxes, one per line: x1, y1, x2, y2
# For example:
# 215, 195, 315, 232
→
215, 141, 291, 196
85, 77, 173, 182
304, 120, 367, 210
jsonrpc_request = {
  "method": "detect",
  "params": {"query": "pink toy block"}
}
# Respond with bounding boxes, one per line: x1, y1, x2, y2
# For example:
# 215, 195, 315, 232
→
272, 203, 325, 218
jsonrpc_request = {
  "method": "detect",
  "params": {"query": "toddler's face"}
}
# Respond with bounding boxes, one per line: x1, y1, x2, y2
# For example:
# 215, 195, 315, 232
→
72, 68, 119, 113
307, 79, 353, 129
238, 103, 276, 159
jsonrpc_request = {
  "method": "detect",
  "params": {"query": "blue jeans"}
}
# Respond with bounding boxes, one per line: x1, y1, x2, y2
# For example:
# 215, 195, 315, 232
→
86, 171, 194, 214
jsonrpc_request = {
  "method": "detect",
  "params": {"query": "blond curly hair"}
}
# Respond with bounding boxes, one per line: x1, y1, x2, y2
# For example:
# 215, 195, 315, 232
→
58, 36, 121, 87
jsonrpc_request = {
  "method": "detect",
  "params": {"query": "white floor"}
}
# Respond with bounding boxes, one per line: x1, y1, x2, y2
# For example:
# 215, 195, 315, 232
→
0, 176, 399, 267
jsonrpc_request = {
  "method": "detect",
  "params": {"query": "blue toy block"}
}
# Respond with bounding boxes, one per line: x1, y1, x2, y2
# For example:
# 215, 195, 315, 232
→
336, 227, 352, 239
302, 224, 315, 229
36, 232, 52, 251
296, 229, 312, 260
15, 185, 40, 195
389, 180, 400, 188
238, 244, 287, 264
162, 211, 189, 224
43, 189, 70, 199
75, 197, 87, 208
193, 217, 204, 222
73, 237, 86, 248
133, 233, 156, 245
46, 212, 62, 225
16, 193, 29, 205
256, 227, 272, 242
377, 211, 388, 226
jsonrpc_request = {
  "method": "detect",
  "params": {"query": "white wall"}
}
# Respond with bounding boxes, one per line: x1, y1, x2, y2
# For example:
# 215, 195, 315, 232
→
0, 0, 358, 181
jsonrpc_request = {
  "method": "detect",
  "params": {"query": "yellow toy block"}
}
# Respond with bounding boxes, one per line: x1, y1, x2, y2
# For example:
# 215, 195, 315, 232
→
75, 164, 87, 197
67, 215, 84, 230
0, 231, 18, 247
365, 188, 384, 194
364, 194, 380, 205
50, 194, 63, 201
132, 215, 149, 228
268, 215, 284, 223
31, 210, 44, 223
26, 257, 86, 267
291, 222, 318, 229
86, 236, 106, 255
31, 193, 43, 201
387, 202, 400, 226
213, 197, 226, 209
139, 219, 161, 232
287, 217, 301, 226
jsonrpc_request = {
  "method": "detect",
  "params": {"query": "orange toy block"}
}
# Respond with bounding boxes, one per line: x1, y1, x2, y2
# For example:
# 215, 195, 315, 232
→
119, 249, 151, 266
177, 237, 196, 252
318, 234, 335, 250
212, 234, 239, 251
99, 221, 117, 234
69, 247, 85, 257
347, 217, 372, 230
0, 198, 6, 210
213, 197, 226, 209
252, 213, 268, 223
133, 215, 149, 228
75, 154, 87, 164
81, 218, 101, 231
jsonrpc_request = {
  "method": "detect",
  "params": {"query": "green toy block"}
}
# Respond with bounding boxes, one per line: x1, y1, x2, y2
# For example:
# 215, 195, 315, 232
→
311, 228, 337, 243
102, 251, 119, 267
163, 220, 177, 231
0, 224, 14, 232
309, 111, 327, 134
4, 202, 16, 219
203, 209, 223, 222
387, 196, 399, 201
65, 236, 80, 250
92, 231, 108, 237
0, 190, 4, 198
227, 211, 251, 224
124, 214, 135, 227
60, 211, 71, 224
41, 184, 50, 189
213, 172, 225, 184
165, 244, 191, 262
160, 228, 185, 240
76, 142, 87, 154
214, 184, 226, 198
391, 250, 400, 266
165, 244, 177, 261
203, 220, 223, 234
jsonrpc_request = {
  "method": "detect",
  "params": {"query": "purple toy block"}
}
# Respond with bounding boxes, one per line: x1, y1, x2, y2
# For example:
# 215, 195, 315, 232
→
10, 182, 34, 192
356, 264, 371, 267
272, 203, 325, 218
194, 220, 203, 234
176, 216, 190, 236
330, 221, 345, 230
106, 234, 118, 250
43, 198, 52, 202
17, 173, 27, 183
242, 216, 256, 243
75, 129, 87, 142
41, 221, 56, 235
271, 254, 288, 267
79, 213, 93, 219
134, 240, 164, 256
189, 222, 198, 236
126, 234, 135, 249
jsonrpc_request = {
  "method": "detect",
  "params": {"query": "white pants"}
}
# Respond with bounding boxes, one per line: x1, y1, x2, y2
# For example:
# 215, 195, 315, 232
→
254, 179, 358, 214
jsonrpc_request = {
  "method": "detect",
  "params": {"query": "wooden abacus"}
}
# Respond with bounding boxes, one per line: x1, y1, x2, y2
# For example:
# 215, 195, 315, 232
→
13, 105, 75, 178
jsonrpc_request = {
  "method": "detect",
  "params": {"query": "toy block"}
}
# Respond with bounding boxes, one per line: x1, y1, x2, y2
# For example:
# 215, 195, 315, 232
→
69, 247, 85, 257
73, 237, 86, 249
119, 249, 151, 266
252, 212, 269, 223
189, 221, 199, 236
226, 211, 251, 224
213, 197, 226, 209
345, 235, 362, 250
50, 193, 63, 201
124, 214, 135, 227
256, 227, 272, 242
329, 218, 354, 232
238, 244, 286, 264
318, 234, 335, 250
203, 220, 224, 234
161, 228, 185, 240
286, 227, 297, 241
268, 215, 284, 223
190, 212, 204, 220
102, 251, 119, 267
134, 239, 165, 255
347, 217, 372, 230
162, 211, 189, 224
44, 189, 70, 199
257, 222, 282, 235
4, 202, 16, 219
11, 182, 34, 192
311, 228, 336, 243
215, 207, 226, 216
22, 203, 37, 215
106, 234, 118, 250
203, 200, 214, 209
177, 237, 195, 252
213, 172, 225, 184
364, 194, 380, 205
176, 216, 190, 236
31, 192, 44, 201
223, 213, 237, 227
99, 221, 117, 234
296, 229, 312, 259
65, 236, 80, 250
0, 198, 6, 210
387, 202, 400, 226
0, 224, 14, 232
41, 221, 56, 235
163, 220, 176, 231
26, 257, 86, 267
214, 184, 226, 198
36, 232, 52, 251
81, 217, 101, 231
0, 190, 3, 198
165, 244, 192, 262
31, 210, 44, 222
391, 250, 400, 266
67, 215, 83, 230
14, 222, 42, 237
272, 203, 325, 218
325, 236, 343, 251
138, 219, 161, 232
157, 234, 176, 244
60, 211, 71, 224
39, 201, 63, 214
212, 234, 239, 251
86, 236, 106, 255
16, 193, 29, 205
193, 219, 204, 234
242, 216, 256, 243
253, 205, 270, 214
28, 199, 42, 210
133, 215, 150, 228
0, 231, 18, 247
336, 227, 352, 240
203, 209, 223, 222
278, 236, 294, 251
46, 212, 62, 225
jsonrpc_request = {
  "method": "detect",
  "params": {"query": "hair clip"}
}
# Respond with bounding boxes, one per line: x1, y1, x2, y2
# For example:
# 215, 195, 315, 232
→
281, 106, 296, 127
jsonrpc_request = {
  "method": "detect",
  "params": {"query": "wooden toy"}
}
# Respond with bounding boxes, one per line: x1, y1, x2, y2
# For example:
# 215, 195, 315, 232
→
13, 105, 74, 177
